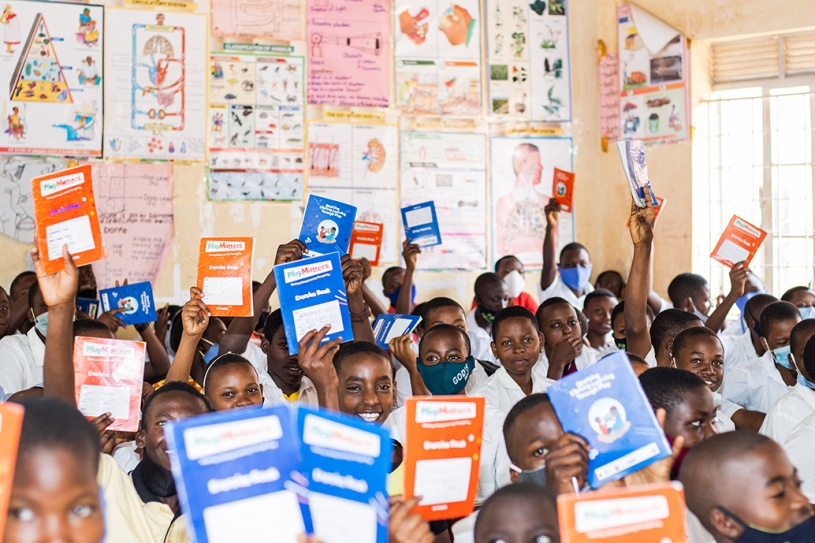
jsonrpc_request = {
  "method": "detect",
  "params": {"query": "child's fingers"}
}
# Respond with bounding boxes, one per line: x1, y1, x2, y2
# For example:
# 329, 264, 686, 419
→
189, 286, 204, 300
314, 336, 343, 359
61, 244, 77, 271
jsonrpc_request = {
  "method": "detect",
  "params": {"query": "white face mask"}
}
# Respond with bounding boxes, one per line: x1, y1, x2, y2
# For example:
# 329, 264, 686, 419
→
504, 270, 525, 298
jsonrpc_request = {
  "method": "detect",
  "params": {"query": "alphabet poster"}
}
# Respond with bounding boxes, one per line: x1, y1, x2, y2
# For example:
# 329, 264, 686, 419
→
104, 8, 207, 161
0, 1, 103, 157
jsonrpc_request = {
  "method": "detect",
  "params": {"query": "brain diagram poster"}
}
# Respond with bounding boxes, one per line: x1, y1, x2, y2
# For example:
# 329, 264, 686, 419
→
0, 1, 104, 157
104, 9, 207, 161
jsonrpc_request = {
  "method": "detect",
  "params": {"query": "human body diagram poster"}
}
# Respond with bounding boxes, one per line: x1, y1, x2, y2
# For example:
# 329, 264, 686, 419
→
307, 121, 398, 264
104, 9, 206, 161
208, 53, 304, 201
0, 1, 103, 157
0, 157, 66, 242
306, 0, 390, 108
394, 0, 481, 117
400, 131, 487, 270
211, 0, 302, 41
491, 136, 573, 269
486, 0, 571, 121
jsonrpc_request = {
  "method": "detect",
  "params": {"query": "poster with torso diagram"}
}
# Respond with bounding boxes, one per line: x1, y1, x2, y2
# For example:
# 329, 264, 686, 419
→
104, 9, 207, 161
0, 1, 103, 157
394, 0, 482, 117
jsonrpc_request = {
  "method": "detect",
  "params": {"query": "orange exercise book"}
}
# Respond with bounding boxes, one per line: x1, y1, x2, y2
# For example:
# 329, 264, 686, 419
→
32, 165, 105, 275
710, 215, 767, 268
0, 402, 24, 538
558, 482, 688, 543
403, 396, 485, 521
552, 168, 576, 212
349, 221, 384, 266
196, 237, 255, 317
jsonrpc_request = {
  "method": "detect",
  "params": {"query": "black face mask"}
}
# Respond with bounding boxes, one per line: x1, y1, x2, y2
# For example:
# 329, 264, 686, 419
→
131, 452, 176, 502
614, 336, 627, 351
719, 506, 815, 543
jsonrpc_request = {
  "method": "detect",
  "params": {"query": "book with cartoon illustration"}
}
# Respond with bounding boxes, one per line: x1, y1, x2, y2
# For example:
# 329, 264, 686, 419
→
547, 351, 671, 488
300, 194, 357, 256
99, 281, 156, 327
616, 140, 659, 208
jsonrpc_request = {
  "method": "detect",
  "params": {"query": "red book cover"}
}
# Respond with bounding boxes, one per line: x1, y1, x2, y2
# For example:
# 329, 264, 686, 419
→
349, 221, 384, 266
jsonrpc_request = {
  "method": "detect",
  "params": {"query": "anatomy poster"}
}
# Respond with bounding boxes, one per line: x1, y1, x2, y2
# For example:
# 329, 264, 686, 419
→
617, 4, 688, 143
306, 0, 389, 108
212, 0, 303, 40
0, 1, 103, 157
91, 162, 174, 289
104, 9, 207, 161
0, 157, 66, 242
490, 136, 573, 270
208, 53, 304, 201
395, 0, 481, 116
307, 121, 398, 263
487, 0, 571, 121
400, 132, 487, 270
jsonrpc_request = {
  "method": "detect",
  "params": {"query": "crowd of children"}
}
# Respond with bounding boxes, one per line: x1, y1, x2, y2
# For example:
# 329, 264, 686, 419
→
1, 194, 814, 543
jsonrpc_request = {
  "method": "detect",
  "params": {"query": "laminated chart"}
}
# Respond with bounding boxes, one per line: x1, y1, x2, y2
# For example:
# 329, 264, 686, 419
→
212, 0, 302, 40
487, 0, 572, 121
208, 54, 304, 201
105, 9, 206, 160
400, 131, 486, 270
307, 121, 398, 264
394, 0, 481, 116
0, 1, 103, 156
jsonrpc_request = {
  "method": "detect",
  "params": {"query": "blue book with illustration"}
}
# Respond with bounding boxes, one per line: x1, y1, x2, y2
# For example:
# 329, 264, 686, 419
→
76, 297, 99, 318
400, 201, 442, 248
273, 252, 353, 355
98, 282, 157, 327
300, 194, 357, 256
165, 406, 312, 543
372, 314, 422, 350
616, 139, 659, 208
547, 351, 671, 488
297, 406, 391, 543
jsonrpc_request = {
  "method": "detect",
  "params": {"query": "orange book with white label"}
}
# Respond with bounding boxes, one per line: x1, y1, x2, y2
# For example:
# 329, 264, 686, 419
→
73, 337, 145, 432
32, 164, 105, 275
196, 237, 255, 317
558, 482, 688, 543
403, 396, 485, 521
711, 215, 767, 268
552, 168, 576, 212
0, 402, 24, 537
349, 221, 384, 266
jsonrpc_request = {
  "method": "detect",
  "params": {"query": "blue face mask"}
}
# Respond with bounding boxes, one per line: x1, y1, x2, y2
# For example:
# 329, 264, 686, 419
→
771, 345, 793, 370
799, 306, 815, 320
33, 311, 48, 337
736, 292, 760, 314
415, 356, 475, 396
559, 264, 592, 291
386, 284, 416, 307
200, 339, 219, 365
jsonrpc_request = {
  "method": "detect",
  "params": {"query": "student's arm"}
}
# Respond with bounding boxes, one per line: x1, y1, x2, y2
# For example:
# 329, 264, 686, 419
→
358, 257, 389, 317
219, 240, 306, 355
543, 433, 590, 495
32, 244, 78, 406
165, 288, 210, 384
704, 261, 749, 333
388, 334, 431, 396
730, 409, 765, 432
625, 199, 656, 358
540, 200, 561, 291
389, 496, 434, 543
343, 255, 376, 343
297, 326, 343, 411
153, 303, 170, 350
139, 324, 171, 381
397, 239, 420, 315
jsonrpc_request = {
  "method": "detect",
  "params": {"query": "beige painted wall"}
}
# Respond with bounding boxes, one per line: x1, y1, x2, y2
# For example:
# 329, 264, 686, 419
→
0, 0, 811, 308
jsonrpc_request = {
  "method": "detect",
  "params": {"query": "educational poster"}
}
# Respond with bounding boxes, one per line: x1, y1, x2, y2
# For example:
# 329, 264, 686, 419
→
394, 0, 481, 116
211, 0, 302, 40
307, 121, 398, 264
490, 136, 574, 270
306, 0, 389, 108
487, 0, 571, 121
0, 157, 66, 242
0, 1, 103, 157
400, 131, 487, 270
91, 162, 174, 290
104, 9, 207, 161
208, 53, 304, 201
599, 52, 620, 143
617, 4, 688, 144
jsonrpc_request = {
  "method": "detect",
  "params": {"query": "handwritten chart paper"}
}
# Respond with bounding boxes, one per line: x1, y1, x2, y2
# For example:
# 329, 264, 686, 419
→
306, 0, 390, 108
600, 53, 620, 142
212, 0, 303, 40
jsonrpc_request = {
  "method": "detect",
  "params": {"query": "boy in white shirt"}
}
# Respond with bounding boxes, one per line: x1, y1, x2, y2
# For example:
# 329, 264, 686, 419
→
781, 286, 815, 319
534, 297, 596, 380
649, 309, 704, 368
466, 272, 511, 365
720, 293, 777, 372
0, 281, 47, 395
539, 199, 594, 307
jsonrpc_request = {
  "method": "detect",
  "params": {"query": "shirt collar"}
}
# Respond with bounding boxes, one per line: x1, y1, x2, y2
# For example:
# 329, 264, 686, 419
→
26, 326, 45, 367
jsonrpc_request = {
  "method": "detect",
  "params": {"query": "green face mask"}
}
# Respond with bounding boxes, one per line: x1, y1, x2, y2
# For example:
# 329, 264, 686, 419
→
416, 356, 476, 396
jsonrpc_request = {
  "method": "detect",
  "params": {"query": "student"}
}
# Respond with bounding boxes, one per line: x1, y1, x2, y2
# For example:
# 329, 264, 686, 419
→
494, 255, 538, 313
781, 286, 815, 319
679, 431, 814, 541
610, 301, 655, 354
0, 286, 10, 340
667, 273, 712, 321
760, 322, 815, 444
670, 327, 736, 432
473, 483, 559, 543
582, 289, 617, 356
595, 269, 625, 300
539, 201, 593, 307
467, 272, 511, 365
260, 309, 319, 405
623, 198, 658, 362
650, 309, 704, 367
5, 398, 105, 543
8, 270, 36, 334
721, 300, 800, 430
720, 272, 766, 336
719, 293, 777, 372
535, 297, 596, 380
357, 256, 389, 317
0, 281, 47, 395
383, 239, 421, 315
201, 354, 263, 411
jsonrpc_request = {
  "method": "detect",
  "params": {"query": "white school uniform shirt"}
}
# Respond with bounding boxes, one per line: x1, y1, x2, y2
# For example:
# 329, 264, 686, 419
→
719, 329, 758, 372
759, 383, 815, 444
474, 366, 555, 415
258, 370, 319, 406
686, 510, 716, 543
783, 413, 815, 502
465, 309, 499, 365
532, 348, 597, 382
394, 361, 488, 406
242, 341, 268, 377
644, 346, 657, 367
112, 441, 141, 474
0, 327, 45, 395
721, 351, 793, 413
451, 511, 478, 543
537, 274, 593, 307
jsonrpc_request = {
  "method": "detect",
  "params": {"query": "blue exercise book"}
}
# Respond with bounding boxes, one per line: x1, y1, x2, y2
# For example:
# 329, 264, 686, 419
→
273, 252, 353, 355
297, 406, 391, 543
616, 139, 659, 208
372, 314, 422, 350
547, 351, 672, 488
400, 201, 442, 248
98, 282, 156, 327
300, 194, 357, 256
76, 297, 99, 318
165, 406, 311, 543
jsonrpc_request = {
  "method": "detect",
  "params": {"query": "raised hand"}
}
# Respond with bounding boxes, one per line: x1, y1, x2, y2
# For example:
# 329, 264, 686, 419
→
388, 496, 433, 543
402, 238, 421, 271
358, 257, 373, 281
275, 239, 307, 265
297, 326, 343, 392
544, 199, 561, 228
341, 255, 363, 296
728, 261, 750, 298
97, 307, 126, 332
30, 243, 77, 309
181, 287, 210, 339
628, 196, 656, 246
544, 433, 590, 495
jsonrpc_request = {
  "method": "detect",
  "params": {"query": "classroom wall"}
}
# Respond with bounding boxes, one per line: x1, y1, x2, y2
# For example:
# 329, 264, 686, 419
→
1, 0, 813, 308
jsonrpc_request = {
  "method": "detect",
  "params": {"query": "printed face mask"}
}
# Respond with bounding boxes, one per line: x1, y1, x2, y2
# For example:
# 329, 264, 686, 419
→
559, 264, 592, 291
416, 356, 475, 396
478, 306, 498, 324
504, 270, 526, 298
614, 336, 627, 351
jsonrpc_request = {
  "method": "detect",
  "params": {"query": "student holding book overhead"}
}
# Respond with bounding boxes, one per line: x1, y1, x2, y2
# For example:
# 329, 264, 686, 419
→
539, 199, 594, 307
